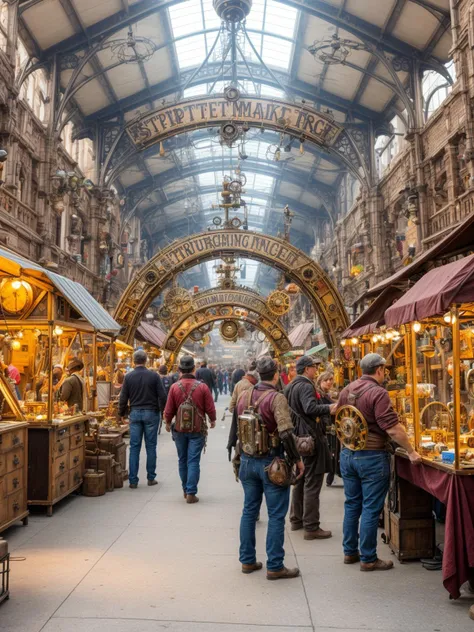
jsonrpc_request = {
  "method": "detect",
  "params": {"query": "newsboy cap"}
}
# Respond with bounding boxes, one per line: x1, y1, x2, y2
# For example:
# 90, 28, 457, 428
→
360, 353, 386, 373
179, 355, 195, 371
256, 356, 278, 375
296, 356, 319, 372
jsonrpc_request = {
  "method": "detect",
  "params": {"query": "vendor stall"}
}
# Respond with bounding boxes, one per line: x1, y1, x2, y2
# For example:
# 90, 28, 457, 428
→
0, 246, 121, 515
381, 254, 474, 599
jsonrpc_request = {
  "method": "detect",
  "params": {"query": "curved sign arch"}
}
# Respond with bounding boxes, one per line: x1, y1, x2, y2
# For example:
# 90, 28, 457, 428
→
162, 288, 292, 357
114, 230, 349, 348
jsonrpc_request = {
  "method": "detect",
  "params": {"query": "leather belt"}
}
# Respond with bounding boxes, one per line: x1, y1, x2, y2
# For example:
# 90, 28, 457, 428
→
362, 433, 388, 451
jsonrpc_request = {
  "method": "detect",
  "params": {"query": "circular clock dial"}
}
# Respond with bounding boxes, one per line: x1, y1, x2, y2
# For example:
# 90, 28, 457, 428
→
0, 278, 34, 314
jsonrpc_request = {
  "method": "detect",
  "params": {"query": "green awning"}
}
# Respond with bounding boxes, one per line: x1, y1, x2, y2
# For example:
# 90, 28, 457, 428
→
305, 343, 328, 356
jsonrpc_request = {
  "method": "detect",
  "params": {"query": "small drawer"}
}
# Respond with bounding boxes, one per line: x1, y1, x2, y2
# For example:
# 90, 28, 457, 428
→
69, 465, 82, 489
71, 421, 84, 434
1, 428, 25, 452
55, 473, 69, 499
0, 452, 5, 477
6, 448, 24, 472
70, 432, 84, 450
55, 427, 70, 440
7, 488, 25, 522
69, 447, 83, 470
53, 456, 68, 478
4, 469, 23, 495
54, 437, 69, 457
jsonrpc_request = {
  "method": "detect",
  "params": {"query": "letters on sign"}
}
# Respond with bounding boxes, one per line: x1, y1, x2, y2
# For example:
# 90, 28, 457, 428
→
126, 97, 342, 148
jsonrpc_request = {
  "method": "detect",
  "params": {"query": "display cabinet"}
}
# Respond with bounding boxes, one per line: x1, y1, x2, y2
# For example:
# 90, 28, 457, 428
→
0, 372, 28, 533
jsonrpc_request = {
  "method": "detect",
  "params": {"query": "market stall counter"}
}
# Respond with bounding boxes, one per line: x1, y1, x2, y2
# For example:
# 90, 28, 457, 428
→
0, 246, 121, 515
396, 455, 474, 599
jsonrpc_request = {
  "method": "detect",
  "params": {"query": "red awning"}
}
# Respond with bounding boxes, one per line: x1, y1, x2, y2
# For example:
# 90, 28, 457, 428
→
385, 254, 474, 327
136, 321, 167, 347
289, 322, 313, 347
365, 212, 474, 299
342, 286, 404, 337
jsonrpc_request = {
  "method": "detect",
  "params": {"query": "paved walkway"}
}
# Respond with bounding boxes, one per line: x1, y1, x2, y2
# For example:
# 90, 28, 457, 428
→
1, 394, 472, 631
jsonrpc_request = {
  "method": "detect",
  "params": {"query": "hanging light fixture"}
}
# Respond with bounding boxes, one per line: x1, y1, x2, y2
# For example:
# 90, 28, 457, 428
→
413, 321, 422, 333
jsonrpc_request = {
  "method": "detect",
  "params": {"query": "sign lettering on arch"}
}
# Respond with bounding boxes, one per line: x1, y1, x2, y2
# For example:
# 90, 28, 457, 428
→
126, 96, 342, 149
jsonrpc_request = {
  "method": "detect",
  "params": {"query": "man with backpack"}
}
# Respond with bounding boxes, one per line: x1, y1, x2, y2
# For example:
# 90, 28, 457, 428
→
164, 355, 216, 504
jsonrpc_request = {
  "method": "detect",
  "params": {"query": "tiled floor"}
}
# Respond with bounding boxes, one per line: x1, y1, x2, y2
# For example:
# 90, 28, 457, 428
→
1, 394, 472, 631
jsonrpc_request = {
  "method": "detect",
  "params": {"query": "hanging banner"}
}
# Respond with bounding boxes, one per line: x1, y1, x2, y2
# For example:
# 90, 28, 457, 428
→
126, 96, 342, 148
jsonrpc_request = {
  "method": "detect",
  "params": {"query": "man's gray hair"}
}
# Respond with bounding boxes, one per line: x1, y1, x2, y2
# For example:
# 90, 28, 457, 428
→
133, 349, 148, 365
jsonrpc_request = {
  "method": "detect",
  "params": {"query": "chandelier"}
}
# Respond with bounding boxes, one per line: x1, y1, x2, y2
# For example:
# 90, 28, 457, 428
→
109, 26, 156, 64
307, 34, 365, 65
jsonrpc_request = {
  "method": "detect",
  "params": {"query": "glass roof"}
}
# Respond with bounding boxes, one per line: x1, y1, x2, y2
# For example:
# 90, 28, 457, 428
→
169, 0, 298, 73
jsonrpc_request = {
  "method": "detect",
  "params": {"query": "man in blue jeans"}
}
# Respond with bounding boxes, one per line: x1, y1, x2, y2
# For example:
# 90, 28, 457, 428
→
337, 353, 422, 571
119, 350, 167, 488
236, 356, 304, 580
164, 356, 216, 503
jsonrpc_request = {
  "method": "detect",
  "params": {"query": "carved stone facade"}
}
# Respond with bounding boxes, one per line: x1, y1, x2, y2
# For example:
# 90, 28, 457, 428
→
319, 0, 474, 315
0, 2, 140, 306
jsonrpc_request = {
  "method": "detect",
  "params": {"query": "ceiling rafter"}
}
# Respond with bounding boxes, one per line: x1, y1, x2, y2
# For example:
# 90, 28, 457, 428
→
83, 62, 383, 125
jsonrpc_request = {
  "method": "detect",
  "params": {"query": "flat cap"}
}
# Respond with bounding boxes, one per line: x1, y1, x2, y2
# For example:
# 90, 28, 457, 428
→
360, 353, 386, 373
179, 355, 195, 371
296, 356, 319, 372
256, 356, 278, 375
67, 358, 84, 372
246, 370, 259, 381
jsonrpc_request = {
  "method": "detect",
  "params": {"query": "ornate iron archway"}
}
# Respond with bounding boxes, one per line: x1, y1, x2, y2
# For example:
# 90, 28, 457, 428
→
162, 288, 292, 360
114, 229, 349, 347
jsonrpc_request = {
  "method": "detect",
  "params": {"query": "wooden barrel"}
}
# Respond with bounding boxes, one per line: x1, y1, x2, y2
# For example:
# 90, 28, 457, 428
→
82, 469, 106, 497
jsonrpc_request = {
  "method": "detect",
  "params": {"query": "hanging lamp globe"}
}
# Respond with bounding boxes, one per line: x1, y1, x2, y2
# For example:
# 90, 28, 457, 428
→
213, 0, 252, 22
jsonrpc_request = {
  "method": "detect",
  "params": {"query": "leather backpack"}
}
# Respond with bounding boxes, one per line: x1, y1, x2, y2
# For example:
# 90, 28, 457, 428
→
174, 381, 203, 433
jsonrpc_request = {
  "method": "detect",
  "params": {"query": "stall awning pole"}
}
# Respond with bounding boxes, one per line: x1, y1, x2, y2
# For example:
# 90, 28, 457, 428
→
452, 307, 461, 470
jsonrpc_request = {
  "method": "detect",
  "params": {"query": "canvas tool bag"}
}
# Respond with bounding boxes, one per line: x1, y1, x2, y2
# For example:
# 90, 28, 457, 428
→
174, 381, 204, 433
237, 388, 276, 456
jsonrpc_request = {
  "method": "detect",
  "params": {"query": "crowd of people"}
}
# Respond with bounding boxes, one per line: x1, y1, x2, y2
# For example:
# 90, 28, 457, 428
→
118, 350, 422, 580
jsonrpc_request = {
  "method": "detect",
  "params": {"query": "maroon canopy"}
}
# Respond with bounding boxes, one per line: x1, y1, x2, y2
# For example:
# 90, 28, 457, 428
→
385, 254, 474, 327
342, 286, 404, 337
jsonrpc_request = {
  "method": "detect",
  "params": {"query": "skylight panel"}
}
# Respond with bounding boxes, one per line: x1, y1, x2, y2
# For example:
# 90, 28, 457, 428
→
261, 35, 293, 70
245, 0, 265, 30
175, 34, 207, 69
264, 2, 297, 38
202, 0, 222, 29
169, 0, 203, 38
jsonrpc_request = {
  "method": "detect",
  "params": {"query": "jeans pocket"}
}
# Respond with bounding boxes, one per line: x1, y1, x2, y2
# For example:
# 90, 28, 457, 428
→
360, 454, 390, 481
239, 457, 249, 483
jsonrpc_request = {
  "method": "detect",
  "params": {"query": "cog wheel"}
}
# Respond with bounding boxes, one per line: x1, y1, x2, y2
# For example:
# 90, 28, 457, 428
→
220, 319, 239, 341
267, 290, 291, 316
158, 306, 172, 322
164, 286, 192, 314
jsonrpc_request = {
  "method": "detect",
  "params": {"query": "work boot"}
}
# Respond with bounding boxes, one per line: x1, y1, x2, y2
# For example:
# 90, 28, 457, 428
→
147, 479, 158, 487
304, 528, 332, 540
267, 566, 300, 581
344, 554, 360, 564
242, 562, 263, 574
360, 558, 394, 572
129, 484, 137, 489
183, 491, 187, 499
290, 523, 303, 531
186, 494, 199, 504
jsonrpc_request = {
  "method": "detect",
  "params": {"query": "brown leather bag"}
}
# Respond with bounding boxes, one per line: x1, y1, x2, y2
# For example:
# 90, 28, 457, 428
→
265, 457, 295, 487
295, 435, 315, 457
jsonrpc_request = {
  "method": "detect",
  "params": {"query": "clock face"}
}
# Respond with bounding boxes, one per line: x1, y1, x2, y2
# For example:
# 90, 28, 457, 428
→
0, 278, 34, 315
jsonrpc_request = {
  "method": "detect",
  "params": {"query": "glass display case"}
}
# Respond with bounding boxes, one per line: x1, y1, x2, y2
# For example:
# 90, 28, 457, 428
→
410, 308, 474, 471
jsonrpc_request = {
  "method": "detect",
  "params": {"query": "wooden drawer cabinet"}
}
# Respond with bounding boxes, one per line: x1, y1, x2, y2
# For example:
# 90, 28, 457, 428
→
0, 422, 29, 534
28, 416, 87, 516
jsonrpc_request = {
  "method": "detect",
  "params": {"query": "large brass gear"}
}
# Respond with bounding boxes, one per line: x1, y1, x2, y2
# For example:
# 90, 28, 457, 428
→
267, 290, 291, 316
335, 405, 368, 451
220, 319, 239, 341
164, 286, 192, 314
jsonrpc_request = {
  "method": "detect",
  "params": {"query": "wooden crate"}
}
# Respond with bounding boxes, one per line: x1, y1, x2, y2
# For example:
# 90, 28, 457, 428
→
397, 478, 433, 519
384, 506, 435, 561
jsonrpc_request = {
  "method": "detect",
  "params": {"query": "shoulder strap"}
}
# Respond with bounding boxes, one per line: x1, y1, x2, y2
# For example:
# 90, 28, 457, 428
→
245, 387, 274, 412
348, 382, 379, 400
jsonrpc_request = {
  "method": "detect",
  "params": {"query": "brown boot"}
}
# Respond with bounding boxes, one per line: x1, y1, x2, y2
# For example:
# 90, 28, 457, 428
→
304, 528, 332, 540
360, 558, 394, 572
344, 554, 360, 564
242, 562, 263, 574
267, 566, 300, 580
183, 491, 187, 499
290, 523, 303, 531
186, 494, 199, 504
